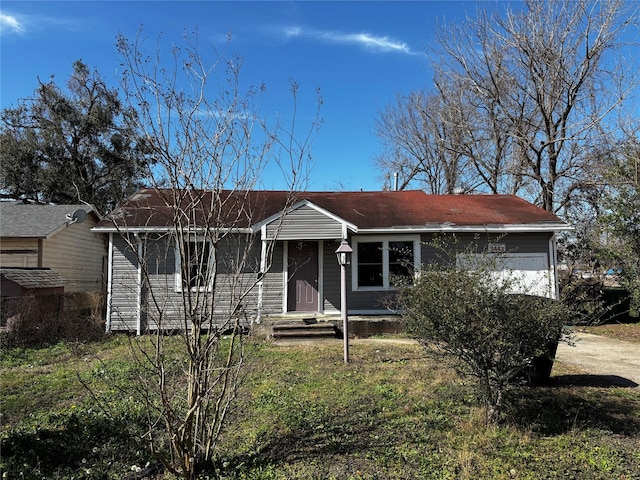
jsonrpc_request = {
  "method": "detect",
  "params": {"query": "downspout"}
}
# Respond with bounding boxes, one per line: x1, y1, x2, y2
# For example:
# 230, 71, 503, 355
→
105, 232, 114, 333
341, 222, 349, 241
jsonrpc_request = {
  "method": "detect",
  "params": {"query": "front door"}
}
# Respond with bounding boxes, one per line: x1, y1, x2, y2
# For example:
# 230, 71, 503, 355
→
287, 241, 319, 312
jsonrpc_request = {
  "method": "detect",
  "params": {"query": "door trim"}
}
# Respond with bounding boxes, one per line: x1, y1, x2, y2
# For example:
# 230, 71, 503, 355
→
283, 240, 323, 313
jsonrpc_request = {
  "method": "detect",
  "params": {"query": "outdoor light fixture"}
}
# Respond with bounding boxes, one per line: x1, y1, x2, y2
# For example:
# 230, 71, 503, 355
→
335, 239, 353, 266
335, 240, 353, 363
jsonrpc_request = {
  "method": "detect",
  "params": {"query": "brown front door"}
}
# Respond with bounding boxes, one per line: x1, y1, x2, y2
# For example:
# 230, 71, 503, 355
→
287, 241, 319, 312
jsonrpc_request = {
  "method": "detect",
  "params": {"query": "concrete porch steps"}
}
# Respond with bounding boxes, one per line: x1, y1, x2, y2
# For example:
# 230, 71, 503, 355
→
271, 319, 340, 340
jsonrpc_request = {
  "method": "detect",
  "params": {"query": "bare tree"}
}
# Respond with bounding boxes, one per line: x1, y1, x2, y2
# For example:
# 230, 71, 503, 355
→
110, 30, 321, 479
377, 0, 638, 215
374, 89, 473, 193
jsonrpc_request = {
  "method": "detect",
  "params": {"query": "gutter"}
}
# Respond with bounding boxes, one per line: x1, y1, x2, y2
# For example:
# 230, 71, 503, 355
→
358, 223, 573, 234
91, 226, 254, 234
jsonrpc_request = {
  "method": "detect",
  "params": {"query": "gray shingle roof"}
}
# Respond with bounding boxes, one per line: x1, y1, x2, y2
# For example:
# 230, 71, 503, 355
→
0, 267, 64, 289
0, 203, 94, 238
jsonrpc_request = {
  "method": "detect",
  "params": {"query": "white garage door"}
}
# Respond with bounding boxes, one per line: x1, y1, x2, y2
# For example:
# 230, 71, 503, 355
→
457, 253, 552, 298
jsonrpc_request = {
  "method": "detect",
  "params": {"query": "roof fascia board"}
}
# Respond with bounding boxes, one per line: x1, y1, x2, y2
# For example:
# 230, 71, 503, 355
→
251, 199, 358, 233
91, 226, 254, 234
358, 224, 573, 234
46, 207, 99, 239
44, 223, 71, 239
0, 234, 47, 240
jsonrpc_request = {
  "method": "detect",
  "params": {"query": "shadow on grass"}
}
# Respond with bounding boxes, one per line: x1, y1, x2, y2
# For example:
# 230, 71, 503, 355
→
505, 379, 640, 436
0, 411, 149, 478
222, 393, 459, 475
223, 411, 409, 475
553, 374, 638, 388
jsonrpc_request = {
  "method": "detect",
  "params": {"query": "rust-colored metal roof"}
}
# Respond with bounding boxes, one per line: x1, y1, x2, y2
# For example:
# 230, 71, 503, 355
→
94, 188, 568, 231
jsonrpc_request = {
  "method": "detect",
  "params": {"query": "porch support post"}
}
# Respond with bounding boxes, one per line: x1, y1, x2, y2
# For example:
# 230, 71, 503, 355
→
105, 232, 113, 333
257, 225, 268, 323
135, 233, 143, 336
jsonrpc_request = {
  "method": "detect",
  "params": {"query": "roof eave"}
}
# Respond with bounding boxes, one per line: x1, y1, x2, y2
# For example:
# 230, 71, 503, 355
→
91, 226, 254, 234
357, 223, 573, 234
46, 206, 100, 238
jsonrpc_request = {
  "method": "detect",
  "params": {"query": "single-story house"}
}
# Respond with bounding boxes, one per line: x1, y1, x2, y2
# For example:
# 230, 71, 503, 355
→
93, 188, 571, 333
0, 203, 106, 294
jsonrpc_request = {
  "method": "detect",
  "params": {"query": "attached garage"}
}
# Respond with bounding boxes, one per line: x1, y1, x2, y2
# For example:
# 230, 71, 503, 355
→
457, 252, 554, 298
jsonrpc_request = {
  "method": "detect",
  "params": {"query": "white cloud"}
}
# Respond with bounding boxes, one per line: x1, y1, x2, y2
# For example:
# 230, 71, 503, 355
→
1, 12, 26, 35
282, 25, 416, 55
0, 10, 86, 37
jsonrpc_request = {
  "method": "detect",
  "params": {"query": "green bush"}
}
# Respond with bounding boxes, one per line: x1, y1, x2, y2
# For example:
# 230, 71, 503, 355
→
394, 254, 572, 425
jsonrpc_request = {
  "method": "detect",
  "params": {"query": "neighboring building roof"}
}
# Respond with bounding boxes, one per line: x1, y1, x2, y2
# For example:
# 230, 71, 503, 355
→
93, 188, 571, 233
0, 203, 96, 238
0, 267, 64, 289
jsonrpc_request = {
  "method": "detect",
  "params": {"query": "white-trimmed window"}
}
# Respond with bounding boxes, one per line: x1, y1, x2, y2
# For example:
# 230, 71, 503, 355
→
175, 238, 213, 291
352, 236, 420, 290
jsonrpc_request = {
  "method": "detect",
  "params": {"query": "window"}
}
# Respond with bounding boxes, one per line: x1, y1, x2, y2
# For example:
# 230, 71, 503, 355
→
177, 239, 212, 290
388, 241, 414, 283
357, 242, 383, 287
353, 237, 419, 290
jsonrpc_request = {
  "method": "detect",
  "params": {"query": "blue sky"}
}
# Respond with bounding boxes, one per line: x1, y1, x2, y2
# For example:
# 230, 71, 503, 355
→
1, 1, 483, 191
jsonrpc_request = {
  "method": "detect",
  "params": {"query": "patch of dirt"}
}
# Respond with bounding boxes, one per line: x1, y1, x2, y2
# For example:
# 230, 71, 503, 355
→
576, 322, 640, 343
555, 332, 640, 387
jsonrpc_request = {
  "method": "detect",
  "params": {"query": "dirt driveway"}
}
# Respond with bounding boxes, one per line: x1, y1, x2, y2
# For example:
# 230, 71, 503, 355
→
554, 333, 640, 388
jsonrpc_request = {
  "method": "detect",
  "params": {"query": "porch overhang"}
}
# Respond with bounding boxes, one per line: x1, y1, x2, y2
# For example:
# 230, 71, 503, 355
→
253, 199, 357, 241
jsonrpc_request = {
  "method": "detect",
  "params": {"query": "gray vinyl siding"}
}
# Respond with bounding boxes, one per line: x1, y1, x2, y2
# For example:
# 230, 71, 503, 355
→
109, 232, 265, 331
419, 232, 553, 265
345, 232, 554, 313
142, 235, 181, 330
345, 273, 388, 312
108, 229, 556, 327
266, 204, 343, 240
109, 235, 140, 331
324, 235, 388, 313
322, 240, 341, 312
260, 241, 285, 314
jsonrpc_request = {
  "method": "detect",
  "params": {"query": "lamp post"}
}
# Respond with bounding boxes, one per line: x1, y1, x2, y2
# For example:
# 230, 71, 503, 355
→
335, 240, 353, 363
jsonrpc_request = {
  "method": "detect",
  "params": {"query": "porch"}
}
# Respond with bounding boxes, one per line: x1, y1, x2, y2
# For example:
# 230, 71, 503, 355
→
254, 314, 404, 341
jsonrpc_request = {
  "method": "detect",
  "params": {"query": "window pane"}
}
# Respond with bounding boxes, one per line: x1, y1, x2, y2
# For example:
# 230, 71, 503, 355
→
184, 241, 211, 289
389, 241, 414, 283
358, 242, 383, 263
358, 242, 383, 287
358, 264, 383, 287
